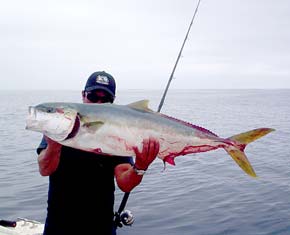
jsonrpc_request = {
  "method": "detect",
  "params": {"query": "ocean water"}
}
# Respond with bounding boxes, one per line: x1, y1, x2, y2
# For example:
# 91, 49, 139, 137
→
0, 89, 289, 235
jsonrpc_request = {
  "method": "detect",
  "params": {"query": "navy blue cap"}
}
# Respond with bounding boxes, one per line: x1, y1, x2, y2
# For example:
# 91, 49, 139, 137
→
84, 71, 116, 97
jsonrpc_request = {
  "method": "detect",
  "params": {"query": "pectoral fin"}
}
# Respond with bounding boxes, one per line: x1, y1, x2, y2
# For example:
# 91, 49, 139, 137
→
83, 121, 104, 133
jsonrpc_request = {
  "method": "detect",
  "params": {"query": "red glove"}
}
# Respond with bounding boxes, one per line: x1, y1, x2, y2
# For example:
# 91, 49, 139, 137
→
133, 137, 160, 170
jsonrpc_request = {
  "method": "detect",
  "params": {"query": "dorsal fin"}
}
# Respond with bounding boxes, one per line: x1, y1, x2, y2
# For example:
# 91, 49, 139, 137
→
127, 100, 153, 112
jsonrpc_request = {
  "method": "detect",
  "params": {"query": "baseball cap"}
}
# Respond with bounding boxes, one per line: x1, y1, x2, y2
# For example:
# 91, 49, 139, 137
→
84, 71, 116, 97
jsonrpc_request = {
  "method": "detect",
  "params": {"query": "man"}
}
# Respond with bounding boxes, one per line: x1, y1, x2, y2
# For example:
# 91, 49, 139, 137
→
37, 71, 160, 235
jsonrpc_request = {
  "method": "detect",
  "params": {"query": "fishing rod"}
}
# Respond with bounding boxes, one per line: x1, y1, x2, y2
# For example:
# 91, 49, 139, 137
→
114, 0, 202, 230
158, 0, 202, 112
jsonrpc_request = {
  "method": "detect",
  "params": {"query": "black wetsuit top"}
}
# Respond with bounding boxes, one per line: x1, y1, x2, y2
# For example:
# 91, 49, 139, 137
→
37, 137, 133, 235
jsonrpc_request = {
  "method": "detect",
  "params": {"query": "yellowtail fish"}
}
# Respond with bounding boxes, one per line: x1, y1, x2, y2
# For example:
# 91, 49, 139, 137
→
26, 100, 275, 177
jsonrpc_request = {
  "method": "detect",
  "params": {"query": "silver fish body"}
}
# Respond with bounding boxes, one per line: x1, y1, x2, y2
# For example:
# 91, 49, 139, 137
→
26, 100, 274, 177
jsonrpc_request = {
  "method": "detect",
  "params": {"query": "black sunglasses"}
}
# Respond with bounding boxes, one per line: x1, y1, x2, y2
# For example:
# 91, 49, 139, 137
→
85, 92, 114, 103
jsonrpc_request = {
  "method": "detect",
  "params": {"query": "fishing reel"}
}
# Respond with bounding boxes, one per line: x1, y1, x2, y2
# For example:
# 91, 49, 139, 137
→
114, 209, 134, 227
120, 210, 134, 226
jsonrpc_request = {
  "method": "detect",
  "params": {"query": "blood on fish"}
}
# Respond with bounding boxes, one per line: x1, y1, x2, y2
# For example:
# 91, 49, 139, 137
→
163, 145, 221, 165
108, 135, 133, 151
93, 148, 103, 153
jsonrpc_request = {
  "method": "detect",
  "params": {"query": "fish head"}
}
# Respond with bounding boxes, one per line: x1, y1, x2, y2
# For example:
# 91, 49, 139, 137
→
26, 103, 80, 142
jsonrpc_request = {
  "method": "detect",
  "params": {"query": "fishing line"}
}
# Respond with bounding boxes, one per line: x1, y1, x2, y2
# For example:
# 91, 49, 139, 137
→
114, 0, 202, 230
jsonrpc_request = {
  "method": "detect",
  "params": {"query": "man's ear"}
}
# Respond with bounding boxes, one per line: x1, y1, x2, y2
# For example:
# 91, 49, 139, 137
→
81, 90, 85, 98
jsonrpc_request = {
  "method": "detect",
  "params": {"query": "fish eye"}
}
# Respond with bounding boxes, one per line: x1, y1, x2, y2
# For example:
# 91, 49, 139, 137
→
47, 107, 55, 113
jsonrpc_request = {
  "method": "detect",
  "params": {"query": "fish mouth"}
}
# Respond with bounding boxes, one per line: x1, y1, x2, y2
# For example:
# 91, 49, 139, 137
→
25, 106, 38, 130
28, 106, 36, 118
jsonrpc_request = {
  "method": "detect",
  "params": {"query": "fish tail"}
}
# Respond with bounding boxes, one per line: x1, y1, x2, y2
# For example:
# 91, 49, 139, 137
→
224, 128, 275, 177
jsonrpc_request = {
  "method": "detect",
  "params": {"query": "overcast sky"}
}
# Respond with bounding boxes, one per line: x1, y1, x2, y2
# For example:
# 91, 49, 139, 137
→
1, 0, 289, 90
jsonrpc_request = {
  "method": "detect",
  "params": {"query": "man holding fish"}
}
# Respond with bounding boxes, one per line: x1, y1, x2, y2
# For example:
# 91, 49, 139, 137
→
36, 71, 160, 235
27, 72, 274, 235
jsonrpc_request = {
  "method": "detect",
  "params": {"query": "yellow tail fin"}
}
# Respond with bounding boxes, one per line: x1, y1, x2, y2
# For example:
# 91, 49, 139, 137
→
229, 128, 275, 145
224, 148, 257, 177
225, 128, 275, 177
